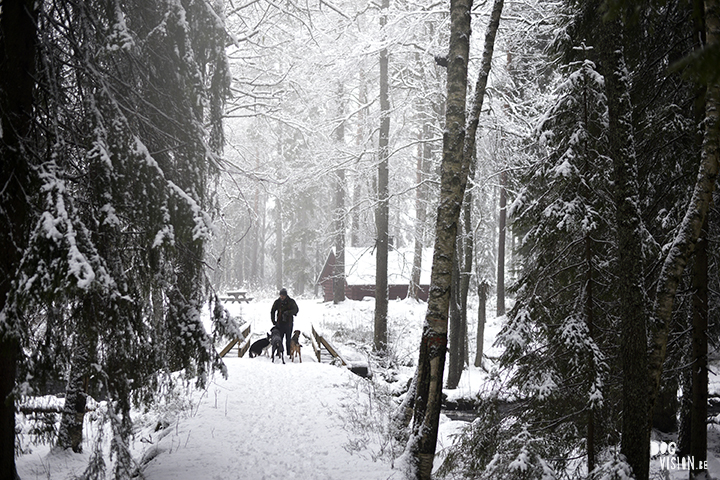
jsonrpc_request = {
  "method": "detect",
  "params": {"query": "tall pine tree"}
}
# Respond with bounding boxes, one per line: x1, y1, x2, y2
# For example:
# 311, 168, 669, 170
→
2, 1, 235, 476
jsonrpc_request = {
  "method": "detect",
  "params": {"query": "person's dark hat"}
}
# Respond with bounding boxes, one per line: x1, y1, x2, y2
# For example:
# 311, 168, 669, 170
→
279, 288, 287, 296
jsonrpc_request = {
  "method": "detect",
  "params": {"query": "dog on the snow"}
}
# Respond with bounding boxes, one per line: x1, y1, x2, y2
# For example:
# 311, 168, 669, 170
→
248, 333, 271, 358
270, 326, 285, 364
289, 330, 302, 363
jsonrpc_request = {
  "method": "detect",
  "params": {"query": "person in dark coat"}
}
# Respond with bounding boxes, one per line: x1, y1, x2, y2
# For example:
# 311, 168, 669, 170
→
270, 288, 299, 355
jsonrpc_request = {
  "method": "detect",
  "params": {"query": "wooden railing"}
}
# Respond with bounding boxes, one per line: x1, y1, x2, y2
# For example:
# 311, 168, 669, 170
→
219, 323, 369, 377
218, 323, 252, 358
310, 324, 347, 366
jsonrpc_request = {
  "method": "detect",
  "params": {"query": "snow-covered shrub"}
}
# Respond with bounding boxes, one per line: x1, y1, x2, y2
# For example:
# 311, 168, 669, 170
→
482, 427, 556, 480
337, 373, 406, 463
434, 400, 503, 479
589, 450, 634, 480
436, 400, 559, 480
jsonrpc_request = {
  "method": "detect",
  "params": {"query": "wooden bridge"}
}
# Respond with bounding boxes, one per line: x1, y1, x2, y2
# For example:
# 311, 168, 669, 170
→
217, 323, 369, 377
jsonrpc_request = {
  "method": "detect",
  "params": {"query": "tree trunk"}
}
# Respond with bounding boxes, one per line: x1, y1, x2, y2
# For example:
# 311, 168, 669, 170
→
496, 170, 507, 316
585, 235, 596, 473
446, 251, 463, 388
690, 216, 709, 479
407, 1, 502, 477
678, 358, 693, 457
597, 9, 650, 479
474, 281, 489, 368
350, 74, 366, 249
296, 236, 307, 295
333, 84, 346, 304
647, 0, 719, 470
250, 160, 260, 282
459, 156, 475, 368
0, 1, 39, 478
582, 75, 597, 472
374, 0, 390, 354
275, 197, 283, 291
57, 335, 89, 453
410, 121, 431, 300
447, 185, 474, 389
408, 0, 472, 473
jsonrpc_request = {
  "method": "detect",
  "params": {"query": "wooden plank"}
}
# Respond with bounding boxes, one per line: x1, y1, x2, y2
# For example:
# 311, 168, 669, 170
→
311, 325, 322, 362
219, 323, 252, 358
311, 324, 347, 366
238, 337, 251, 357
317, 336, 347, 366
237, 323, 252, 357
240, 323, 251, 338
311, 336, 322, 363
218, 338, 239, 358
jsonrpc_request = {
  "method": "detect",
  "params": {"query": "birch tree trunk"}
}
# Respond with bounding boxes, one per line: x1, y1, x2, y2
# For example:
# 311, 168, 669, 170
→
374, 0, 391, 354
408, 0, 472, 473
647, 0, 719, 471
690, 216, 709, 479
407, 1, 503, 477
459, 161, 475, 368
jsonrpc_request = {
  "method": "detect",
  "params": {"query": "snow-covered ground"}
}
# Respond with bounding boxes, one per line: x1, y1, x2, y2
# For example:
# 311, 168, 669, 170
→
16, 294, 500, 479
15, 292, 720, 479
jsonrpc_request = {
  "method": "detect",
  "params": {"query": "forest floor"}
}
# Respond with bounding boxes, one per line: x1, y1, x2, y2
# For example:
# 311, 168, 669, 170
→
15, 294, 720, 479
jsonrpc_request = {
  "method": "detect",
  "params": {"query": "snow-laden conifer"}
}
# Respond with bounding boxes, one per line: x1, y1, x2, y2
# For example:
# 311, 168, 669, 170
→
2, 0, 237, 476
495, 53, 617, 474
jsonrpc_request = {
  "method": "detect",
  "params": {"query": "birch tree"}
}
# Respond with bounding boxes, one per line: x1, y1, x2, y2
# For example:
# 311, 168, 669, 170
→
407, 0, 503, 477
646, 3, 719, 480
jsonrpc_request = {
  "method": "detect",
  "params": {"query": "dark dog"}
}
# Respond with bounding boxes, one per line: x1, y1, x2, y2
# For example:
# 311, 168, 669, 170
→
289, 330, 302, 363
270, 326, 284, 364
248, 333, 271, 358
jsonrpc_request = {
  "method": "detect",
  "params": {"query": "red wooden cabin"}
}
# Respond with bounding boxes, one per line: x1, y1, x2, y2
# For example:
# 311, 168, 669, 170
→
317, 247, 432, 302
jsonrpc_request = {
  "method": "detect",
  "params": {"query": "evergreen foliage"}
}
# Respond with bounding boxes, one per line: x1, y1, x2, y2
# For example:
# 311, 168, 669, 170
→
440, 0, 715, 477
497, 51, 619, 472
1, 0, 237, 475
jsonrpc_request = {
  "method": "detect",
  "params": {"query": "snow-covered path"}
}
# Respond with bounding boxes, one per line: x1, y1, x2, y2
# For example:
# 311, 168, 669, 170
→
16, 298, 436, 480
139, 357, 399, 480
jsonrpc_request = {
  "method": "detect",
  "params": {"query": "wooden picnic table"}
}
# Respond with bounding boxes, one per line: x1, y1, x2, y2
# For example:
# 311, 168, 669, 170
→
221, 290, 253, 303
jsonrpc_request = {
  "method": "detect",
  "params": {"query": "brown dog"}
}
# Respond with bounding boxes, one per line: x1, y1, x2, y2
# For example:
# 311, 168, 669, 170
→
289, 330, 302, 363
